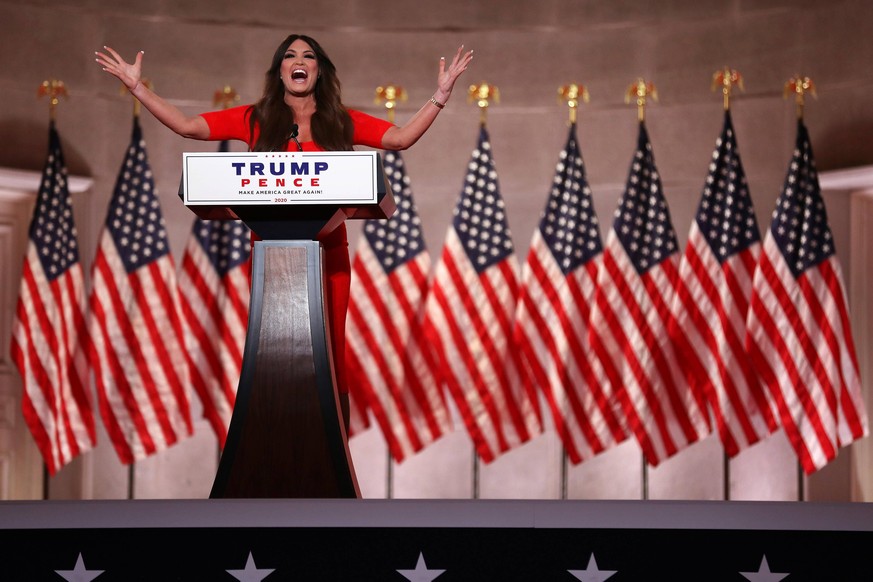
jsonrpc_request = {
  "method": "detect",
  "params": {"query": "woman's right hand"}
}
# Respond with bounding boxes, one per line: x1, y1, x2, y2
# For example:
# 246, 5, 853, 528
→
92, 45, 209, 140
95, 46, 144, 92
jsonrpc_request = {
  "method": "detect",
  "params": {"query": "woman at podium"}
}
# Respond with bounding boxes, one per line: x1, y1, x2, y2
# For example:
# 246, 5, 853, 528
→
95, 34, 472, 411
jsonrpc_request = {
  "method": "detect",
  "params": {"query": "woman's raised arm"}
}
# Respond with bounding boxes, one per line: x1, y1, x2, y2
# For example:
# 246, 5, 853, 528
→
95, 46, 210, 140
380, 45, 473, 151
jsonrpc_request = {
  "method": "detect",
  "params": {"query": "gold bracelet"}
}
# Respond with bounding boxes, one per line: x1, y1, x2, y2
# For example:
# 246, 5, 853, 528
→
430, 96, 446, 109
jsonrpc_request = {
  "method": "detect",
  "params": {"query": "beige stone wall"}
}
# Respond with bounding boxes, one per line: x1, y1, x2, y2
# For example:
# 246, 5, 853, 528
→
2, 0, 872, 500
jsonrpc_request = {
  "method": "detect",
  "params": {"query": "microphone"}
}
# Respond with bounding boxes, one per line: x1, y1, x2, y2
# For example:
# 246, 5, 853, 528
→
289, 123, 303, 151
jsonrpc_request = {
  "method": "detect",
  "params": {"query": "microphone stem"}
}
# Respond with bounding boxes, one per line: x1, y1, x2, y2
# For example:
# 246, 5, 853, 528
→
289, 123, 302, 151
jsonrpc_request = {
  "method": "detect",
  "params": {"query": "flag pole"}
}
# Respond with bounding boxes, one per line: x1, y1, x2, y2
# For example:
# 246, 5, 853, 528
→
468, 82, 499, 126
641, 457, 648, 500
467, 82, 499, 499
213, 85, 238, 468
556, 83, 590, 499
625, 78, 657, 123
712, 67, 743, 112
712, 67, 744, 500
120, 78, 153, 500
37, 79, 70, 499
214, 84, 240, 110
784, 75, 816, 121
625, 78, 658, 500
375, 84, 407, 126
558, 83, 589, 126
784, 75, 816, 502
374, 83, 407, 498
38, 79, 68, 123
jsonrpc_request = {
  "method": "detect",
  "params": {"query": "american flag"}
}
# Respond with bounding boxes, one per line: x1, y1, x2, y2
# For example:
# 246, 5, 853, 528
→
588, 122, 710, 466
87, 118, 193, 464
345, 369, 371, 438
745, 119, 868, 474
668, 111, 778, 457
178, 140, 251, 448
345, 150, 452, 461
421, 125, 541, 463
178, 210, 251, 448
512, 124, 626, 464
10, 122, 95, 475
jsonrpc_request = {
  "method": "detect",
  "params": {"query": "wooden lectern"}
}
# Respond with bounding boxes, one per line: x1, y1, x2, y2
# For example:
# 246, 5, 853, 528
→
181, 151, 394, 498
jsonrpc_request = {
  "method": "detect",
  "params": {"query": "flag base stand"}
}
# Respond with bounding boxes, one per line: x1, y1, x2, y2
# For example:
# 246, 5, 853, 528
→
209, 240, 360, 498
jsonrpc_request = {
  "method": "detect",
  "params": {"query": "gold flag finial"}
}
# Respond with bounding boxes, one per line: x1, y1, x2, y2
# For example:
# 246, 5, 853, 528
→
120, 79, 153, 117
375, 84, 407, 123
626, 78, 657, 122
468, 82, 499, 125
214, 85, 240, 110
38, 79, 68, 121
784, 75, 816, 119
558, 83, 589, 124
712, 67, 744, 111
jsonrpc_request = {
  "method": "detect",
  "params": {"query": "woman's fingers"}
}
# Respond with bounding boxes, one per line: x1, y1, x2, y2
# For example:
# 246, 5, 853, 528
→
95, 46, 142, 71
449, 46, 472, 77
95, 46, 144, 91
101, 46, 122, 64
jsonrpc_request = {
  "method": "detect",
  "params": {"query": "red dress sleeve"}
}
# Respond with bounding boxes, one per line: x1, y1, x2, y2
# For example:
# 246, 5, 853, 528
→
349, 109, 394, 149
200, 105, 257, 147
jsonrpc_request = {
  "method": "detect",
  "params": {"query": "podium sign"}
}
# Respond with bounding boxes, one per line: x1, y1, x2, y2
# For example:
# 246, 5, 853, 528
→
179, 151, 394, 240
182, 151, 382, 206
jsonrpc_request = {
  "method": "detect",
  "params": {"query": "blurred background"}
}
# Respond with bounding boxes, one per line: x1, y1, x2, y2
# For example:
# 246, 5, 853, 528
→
2, 0, 873, 502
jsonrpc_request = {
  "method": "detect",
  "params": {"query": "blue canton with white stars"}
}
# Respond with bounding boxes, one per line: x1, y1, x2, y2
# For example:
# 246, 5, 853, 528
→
696, 111, 761, 264
106, 120, 171, 274
194, 220, 251, 277
453, 126, 515, 274
770, 120, 834, 279
539, 124, 603, 276
364, 151, 427, 275
31, 123, 80, 281
613, 122, 678, 275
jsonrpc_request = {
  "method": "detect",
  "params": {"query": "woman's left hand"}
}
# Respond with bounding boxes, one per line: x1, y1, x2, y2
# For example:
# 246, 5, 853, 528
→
434, 45, 473, 102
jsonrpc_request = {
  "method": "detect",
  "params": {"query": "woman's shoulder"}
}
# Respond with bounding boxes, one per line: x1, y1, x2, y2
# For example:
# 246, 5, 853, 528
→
345, 109, 393, 148
200, 104, 258, 143
202, 103, 255, 122
346, 108, 393, 129
220, 103, 256, 118
347, 108, 378, 121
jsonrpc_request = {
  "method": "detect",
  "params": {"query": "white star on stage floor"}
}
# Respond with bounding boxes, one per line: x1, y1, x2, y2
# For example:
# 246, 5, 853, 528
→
568, 553, 617, 582
226, 551, 275, 582
54, 553, 104, 582
739, 555, 790, 581
396, 551, 445, 581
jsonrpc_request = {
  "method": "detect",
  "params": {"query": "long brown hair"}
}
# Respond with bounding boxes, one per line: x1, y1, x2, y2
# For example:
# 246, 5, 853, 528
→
248, 34, 353, 152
